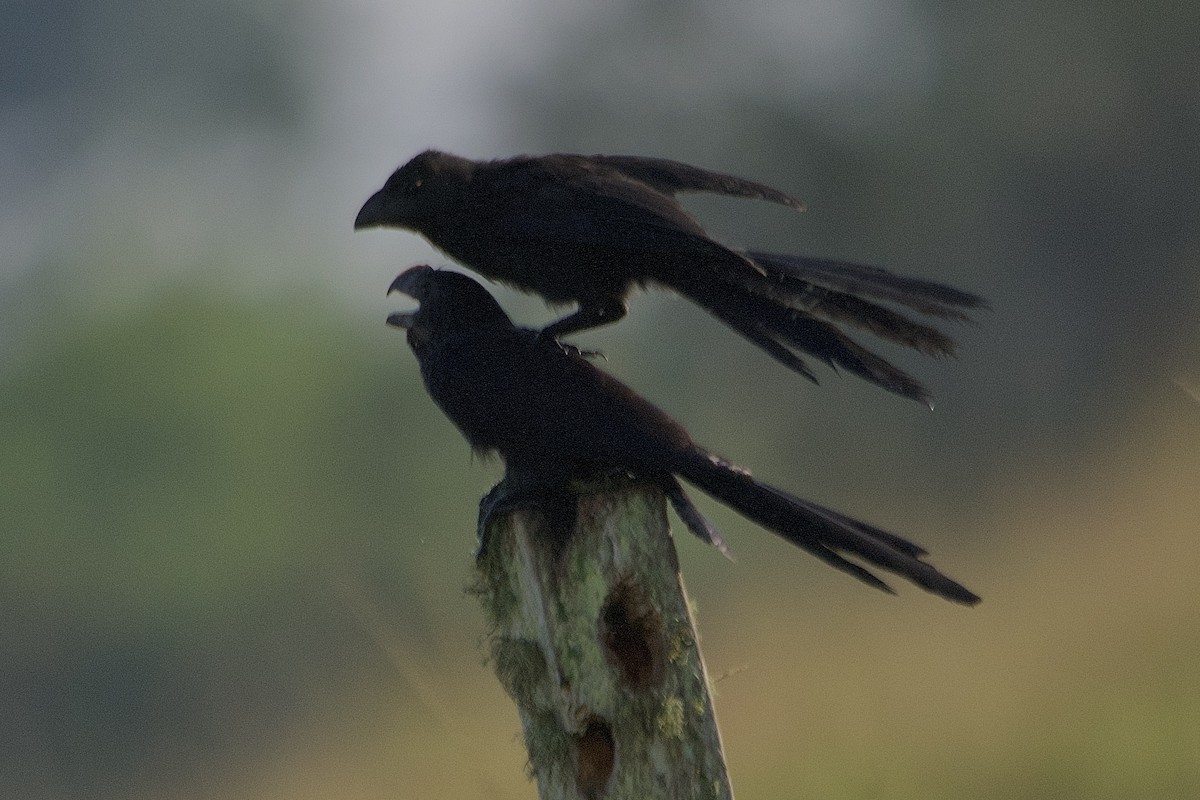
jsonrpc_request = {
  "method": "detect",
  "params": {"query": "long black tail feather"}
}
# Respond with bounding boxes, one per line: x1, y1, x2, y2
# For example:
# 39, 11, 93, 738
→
673, 450, 980, 605
742, 250, 986, 358
777, 287, 961, 357
676, 275, 934, 403
745, 250, 989, 319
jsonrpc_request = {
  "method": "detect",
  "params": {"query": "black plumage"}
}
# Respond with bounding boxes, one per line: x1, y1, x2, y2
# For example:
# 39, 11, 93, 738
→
358, 150, 987, 405
387, 265, 979, 605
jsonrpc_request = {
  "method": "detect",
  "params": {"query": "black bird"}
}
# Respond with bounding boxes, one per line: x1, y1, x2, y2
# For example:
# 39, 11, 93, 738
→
386, 265, 979, 606
358, 150, 987, 405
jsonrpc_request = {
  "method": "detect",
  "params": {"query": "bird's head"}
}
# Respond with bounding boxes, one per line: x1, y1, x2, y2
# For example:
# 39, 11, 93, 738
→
355, 150, 474, 231
386, 265, 511, 349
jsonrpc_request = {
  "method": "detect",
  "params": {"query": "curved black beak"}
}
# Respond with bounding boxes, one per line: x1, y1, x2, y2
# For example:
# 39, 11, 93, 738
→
354, 189, 385, 229
388, 265, 433, 297
386, 265, 435, 329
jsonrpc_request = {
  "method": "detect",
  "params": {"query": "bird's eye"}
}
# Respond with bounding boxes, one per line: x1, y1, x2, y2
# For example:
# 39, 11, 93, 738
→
404, 178, 423, 195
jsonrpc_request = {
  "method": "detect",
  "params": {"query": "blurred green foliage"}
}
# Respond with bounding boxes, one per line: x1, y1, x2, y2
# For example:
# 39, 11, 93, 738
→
4, 289, 362, 619
0, 286, 489, 797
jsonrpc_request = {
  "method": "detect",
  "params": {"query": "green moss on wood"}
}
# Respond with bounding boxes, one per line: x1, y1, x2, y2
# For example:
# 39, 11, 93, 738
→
471, 482, 733, 800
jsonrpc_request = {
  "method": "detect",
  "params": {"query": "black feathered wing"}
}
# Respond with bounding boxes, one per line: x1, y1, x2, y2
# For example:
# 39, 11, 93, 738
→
477, 157, 766, 285
585, 154, 806, 210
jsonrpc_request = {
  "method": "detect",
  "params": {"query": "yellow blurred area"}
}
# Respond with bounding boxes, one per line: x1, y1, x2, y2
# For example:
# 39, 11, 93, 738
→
200, 399, 1199, 800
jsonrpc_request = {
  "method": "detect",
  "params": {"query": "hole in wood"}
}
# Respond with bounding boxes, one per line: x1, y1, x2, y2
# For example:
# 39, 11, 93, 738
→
574, 716, 615, 797
599, 578, 664, 690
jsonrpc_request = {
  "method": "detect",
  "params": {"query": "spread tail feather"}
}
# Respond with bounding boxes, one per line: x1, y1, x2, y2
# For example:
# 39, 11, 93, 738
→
745, 250, 989, 319
675, 276, 934, 403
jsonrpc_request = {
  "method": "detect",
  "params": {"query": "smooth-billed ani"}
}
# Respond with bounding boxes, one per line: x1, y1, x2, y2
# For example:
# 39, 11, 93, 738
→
358, 150, 987, 405
386, 265, 979, 605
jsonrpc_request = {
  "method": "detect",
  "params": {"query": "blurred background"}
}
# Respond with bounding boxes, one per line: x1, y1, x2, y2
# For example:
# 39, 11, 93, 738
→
2, 1, 1198, 798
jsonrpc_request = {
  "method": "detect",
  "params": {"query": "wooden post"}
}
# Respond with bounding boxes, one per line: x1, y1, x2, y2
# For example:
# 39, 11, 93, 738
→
472, 483, 734, 800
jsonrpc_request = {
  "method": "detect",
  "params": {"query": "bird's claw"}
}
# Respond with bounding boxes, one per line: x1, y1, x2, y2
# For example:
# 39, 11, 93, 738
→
553, 341, 607, 361
518, 328, 607, 360
474, 480, 579, 562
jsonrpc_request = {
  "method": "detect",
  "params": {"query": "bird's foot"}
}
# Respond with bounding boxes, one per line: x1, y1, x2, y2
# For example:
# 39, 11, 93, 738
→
475, 481, 579, 561
522, 327, 607, 360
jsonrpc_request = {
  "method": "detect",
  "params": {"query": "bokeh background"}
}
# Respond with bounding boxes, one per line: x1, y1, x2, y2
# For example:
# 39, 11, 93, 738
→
3, 2, 1199, 798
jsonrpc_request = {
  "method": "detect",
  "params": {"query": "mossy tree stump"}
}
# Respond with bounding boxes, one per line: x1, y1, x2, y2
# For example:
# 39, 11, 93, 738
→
473, 483, 734, 800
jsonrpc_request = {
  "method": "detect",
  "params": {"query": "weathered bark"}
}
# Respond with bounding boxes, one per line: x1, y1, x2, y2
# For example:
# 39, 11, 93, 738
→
472, 483, 734, 800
